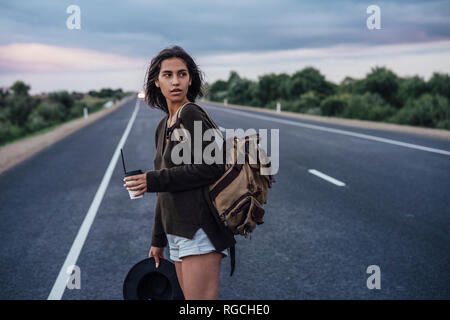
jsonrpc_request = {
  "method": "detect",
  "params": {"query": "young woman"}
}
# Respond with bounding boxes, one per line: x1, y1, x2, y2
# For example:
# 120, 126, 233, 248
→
123, 46, 235, 300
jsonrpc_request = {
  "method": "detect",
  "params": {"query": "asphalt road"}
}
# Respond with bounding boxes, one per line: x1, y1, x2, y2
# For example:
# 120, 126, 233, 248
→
1, 97, 449, 299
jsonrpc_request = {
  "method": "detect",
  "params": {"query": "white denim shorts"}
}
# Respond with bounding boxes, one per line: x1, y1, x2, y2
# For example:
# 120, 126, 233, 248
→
166, 228, 228, 262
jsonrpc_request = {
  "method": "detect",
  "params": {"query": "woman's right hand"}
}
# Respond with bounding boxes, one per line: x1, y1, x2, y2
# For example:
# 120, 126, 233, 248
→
149, 246, 165, 268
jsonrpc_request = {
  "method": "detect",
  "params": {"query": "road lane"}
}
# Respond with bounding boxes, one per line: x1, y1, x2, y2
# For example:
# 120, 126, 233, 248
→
61, 99, 165, 299
204, 102, 450, 299
48, 99, 142, 300
0, 97, 141, 299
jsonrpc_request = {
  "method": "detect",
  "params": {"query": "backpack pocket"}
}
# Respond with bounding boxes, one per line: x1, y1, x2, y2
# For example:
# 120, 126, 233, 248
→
224, 195, 265, 237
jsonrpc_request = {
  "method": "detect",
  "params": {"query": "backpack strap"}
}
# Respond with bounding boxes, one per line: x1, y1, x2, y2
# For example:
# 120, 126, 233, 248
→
229, 244, 235, 277
188, 103, 225, 141
165, 101, 192, 140
210, 163, 243, 201
172, 101, 190, 125
167, 102, 223, 140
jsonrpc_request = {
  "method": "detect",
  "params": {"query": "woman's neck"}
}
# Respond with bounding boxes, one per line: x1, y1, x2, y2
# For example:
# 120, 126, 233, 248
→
167, 98, 190, 121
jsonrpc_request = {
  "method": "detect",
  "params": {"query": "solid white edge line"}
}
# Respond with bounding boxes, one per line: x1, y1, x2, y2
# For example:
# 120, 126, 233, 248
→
308, 169, 346, 186
47, 98, 141, 300
206, 105, 450, 156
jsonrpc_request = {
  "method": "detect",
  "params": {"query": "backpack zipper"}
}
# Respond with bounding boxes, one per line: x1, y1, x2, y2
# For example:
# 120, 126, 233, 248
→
221, 189, 261, 219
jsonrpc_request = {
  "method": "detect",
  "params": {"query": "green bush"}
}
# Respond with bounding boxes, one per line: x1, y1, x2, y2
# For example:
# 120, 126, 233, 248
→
26, 111, 50, 132
397, 75, 429, 104
90, 101, 104, 112
48, 91, 74, 111
341, 93, 396, 121
266, 99, 294, 112
361, 66, 400, 107
368, 105, 398, 121
255, 73, 290, 105
7, 94, 36, 127
436, 119, 450, 130
0, 124, 25, 145
228, 78, 254, 105
338, 76, 366, 95
88, 88, 124, 99
68, 100, 101, 119
0, 106, 10, 123
211, 90, 228, 103
263, 99, 278, 110
285, 67, 336, 99
428, 72, 450, 99
0, 82, 135, 146
305, 107, 321, 115
24, 102, 64, 132
292, 91, 322, 113
320, 95, 348, 116
39, 102, 65, 123
388, 93, 449, 128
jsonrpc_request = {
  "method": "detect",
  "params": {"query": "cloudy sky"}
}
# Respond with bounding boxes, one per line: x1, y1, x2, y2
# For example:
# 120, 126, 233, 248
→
0, 0, 449, 93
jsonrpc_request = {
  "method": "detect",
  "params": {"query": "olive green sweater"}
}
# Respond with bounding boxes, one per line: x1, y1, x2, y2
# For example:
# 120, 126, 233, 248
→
146, 103, 236, 253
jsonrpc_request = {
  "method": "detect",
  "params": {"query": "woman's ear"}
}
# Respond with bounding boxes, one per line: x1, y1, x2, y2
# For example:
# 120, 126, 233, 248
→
155, 79, 160, 88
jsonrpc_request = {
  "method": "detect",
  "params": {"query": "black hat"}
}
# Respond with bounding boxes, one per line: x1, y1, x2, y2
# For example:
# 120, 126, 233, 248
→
123, 257, 184, 300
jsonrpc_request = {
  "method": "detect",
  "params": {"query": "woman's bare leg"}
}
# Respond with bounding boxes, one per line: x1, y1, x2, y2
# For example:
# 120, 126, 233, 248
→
174, 261, 184, 294
181, 252, 222, 300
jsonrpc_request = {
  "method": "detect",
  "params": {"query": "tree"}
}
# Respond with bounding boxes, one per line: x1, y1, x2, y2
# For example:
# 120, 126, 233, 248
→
10, 81, 30, 96
397, 75, 430, 106
285, 67, 336, 100
47, 91, 74, 120
338, 76, 366, 94
320, 95, 347, 116
362, 66, 400, 107
228, 78, 255, 105
207, 80, 228, 102
255, 73, 289, 106
0, 87, 10, 109
428, 72, 450, 99
390, 93, 449, 128
228, 71, 241, 84
209, 80, 228, 93
342, 92, 396, 121
8, 81, 36, 127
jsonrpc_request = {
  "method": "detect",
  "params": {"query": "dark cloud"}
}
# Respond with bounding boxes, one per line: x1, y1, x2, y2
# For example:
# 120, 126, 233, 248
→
0, 0, 449, 58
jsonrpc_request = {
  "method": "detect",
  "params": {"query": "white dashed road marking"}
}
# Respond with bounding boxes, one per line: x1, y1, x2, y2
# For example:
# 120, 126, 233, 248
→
308, 169, 346, 187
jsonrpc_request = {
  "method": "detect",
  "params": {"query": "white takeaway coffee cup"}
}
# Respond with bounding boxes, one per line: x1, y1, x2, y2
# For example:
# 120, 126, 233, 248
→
124, 169, 144, 199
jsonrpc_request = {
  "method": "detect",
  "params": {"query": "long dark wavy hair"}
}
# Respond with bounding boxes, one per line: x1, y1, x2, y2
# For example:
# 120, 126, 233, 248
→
144, 45, 205, 114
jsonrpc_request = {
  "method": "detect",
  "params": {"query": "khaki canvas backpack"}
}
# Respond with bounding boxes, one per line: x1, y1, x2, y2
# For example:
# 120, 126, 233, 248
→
170, 102, 276, 238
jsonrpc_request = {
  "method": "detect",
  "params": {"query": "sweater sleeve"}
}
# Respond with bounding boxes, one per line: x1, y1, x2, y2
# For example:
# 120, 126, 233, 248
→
150, 117, 168, 248
146, 104, 225, 193
151, 197, 167, 247
154, 116, 166, 151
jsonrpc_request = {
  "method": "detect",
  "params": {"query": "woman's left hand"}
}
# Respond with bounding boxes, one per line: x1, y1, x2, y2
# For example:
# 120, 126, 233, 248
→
123, 173, 147, 197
